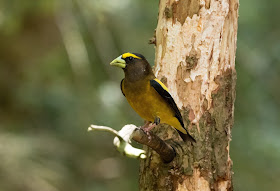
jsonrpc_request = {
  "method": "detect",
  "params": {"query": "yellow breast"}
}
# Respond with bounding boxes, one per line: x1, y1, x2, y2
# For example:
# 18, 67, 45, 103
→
122, 79, 186, 133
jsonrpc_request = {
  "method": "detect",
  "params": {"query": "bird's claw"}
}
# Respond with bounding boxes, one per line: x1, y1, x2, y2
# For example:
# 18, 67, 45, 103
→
146, 123, 156, 131
141, 122, 157, 140
141, 121, 151, 129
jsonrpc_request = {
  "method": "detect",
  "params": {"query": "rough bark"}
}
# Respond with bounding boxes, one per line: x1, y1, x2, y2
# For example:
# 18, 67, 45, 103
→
139, 0, 238, 190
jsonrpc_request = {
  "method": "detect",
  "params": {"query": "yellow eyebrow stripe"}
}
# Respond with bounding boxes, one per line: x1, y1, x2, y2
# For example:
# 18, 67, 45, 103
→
122, 53, 141, 59
154, 78, 169, 92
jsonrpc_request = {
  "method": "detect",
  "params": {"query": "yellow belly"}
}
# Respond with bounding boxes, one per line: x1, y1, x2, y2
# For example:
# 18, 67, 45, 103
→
123, 80, 186, 134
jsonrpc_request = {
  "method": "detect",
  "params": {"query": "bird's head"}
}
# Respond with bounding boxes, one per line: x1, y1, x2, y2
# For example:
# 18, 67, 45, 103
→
110, 52, 154, 82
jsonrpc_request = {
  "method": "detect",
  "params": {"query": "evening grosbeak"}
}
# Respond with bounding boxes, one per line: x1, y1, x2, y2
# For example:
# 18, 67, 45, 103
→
110, 52, 195, 142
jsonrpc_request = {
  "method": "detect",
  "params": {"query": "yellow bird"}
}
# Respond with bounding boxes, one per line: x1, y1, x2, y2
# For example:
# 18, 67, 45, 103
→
110, 52, 195, 142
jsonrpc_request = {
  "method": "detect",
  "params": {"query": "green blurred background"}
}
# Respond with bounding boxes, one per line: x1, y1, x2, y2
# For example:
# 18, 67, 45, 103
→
0, 0, 279, 190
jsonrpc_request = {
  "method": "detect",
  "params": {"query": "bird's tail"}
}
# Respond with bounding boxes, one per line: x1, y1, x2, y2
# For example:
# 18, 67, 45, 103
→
177, 130, 196, 143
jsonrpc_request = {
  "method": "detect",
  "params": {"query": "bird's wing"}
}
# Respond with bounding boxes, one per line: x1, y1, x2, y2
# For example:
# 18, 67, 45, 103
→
150, 79, 186, 130
120, 79, 125, 96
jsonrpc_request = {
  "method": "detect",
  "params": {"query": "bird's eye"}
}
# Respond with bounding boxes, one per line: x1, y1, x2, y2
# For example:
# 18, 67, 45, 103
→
128, 56, 133, 61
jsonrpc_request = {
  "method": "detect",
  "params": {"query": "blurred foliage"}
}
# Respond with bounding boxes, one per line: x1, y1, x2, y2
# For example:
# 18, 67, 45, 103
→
0, 0, 279, 191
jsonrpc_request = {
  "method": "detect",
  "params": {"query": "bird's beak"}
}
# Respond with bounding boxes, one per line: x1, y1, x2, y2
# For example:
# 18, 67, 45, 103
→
110, 55, 126, 68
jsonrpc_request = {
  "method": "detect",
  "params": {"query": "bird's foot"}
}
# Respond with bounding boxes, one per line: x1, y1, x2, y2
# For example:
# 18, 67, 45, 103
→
141, 123, 157, 140
144, 123, 156, 132
141, 121, 151, 129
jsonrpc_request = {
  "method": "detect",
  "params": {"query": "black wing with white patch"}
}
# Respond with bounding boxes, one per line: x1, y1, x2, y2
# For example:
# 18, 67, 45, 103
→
150, 79, 186, 130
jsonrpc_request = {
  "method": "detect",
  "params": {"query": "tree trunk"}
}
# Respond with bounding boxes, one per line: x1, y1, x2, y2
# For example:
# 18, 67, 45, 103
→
139, 0, 238, 190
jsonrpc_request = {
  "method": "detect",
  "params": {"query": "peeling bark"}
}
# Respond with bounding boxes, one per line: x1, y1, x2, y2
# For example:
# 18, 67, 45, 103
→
139, 0, 238, 190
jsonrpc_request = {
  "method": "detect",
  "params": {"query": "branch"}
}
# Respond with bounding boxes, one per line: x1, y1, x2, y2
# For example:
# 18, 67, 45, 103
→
88, 124, 176, 163
132, 128, 175, 163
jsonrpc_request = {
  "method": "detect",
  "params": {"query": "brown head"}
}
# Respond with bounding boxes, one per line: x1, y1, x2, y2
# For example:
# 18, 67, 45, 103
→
110, 53, 154, 82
